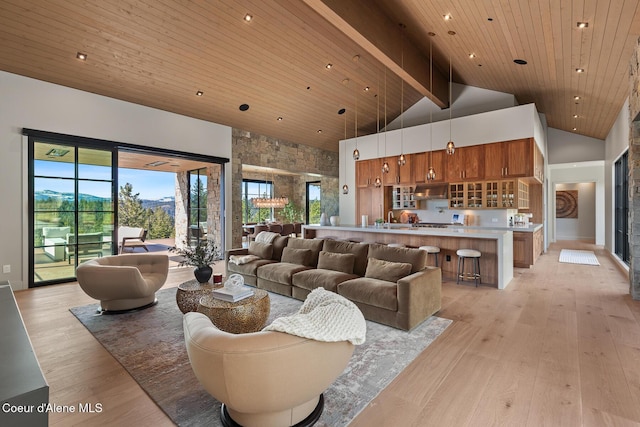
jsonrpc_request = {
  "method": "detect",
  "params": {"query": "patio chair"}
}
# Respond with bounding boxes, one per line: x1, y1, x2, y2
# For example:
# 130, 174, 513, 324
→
118, 226, 149, 253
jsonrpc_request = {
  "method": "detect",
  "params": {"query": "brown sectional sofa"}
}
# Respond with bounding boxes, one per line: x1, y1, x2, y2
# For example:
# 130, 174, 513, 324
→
226, 237, 442, 331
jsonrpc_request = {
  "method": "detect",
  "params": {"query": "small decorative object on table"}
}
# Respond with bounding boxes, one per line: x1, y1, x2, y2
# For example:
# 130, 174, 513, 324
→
169, 239, 221, 284
212, 274, 254, 302
330, 215, 340, 226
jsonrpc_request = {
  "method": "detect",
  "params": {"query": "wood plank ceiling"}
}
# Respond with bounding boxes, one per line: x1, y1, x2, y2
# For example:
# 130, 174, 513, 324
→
1, 0, 639, 153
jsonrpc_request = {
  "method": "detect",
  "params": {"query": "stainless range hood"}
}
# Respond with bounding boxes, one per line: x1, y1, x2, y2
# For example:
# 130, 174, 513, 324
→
414, 183, 448, 199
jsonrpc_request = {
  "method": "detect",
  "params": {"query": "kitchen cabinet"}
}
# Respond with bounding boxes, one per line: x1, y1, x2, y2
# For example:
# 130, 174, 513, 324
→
484, 138, 533, 179
445, 145, 484, 182
453, 179, 529, 209
415, 150, 447, 183
449, 182, 484, 209
533, 143, 544, 183
392, 186, 416, 209
382, 154, 412, 185
357, 186, 384, 224
513, 227, 543, 268
356, 158, 382, 188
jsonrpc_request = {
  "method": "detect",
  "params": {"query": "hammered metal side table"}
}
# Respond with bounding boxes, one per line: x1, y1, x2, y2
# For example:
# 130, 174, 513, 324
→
197, 288, 270, 334
176, 279, 216, 314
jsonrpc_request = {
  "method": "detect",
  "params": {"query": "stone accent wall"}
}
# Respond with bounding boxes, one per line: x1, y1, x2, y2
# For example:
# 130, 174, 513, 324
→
231, 129, 339, 248
206, 164, 223, 255
628, 37, 640, 300
174, 171, 189, 248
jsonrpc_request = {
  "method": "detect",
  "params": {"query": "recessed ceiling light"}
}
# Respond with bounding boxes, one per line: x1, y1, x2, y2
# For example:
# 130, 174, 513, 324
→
514, 59, 527, 65
428, 32, 436, 37
448, 30, 456, 36
239, 104, 250, 111
487, 17, 494, 22
244, 13, 253, 22
146, 161, 169, 167
443, 14, 452, 20
277, 116, 283, 121
45, 148, 70, 157
574, 95, 581, 100
576, 68, 585, 73
573, 114, 579, 118
363, 86, 370, 91
196, 90, 203, 96
325, 63, 333, 69
352, 55, 360, 62
572, 128, 577, 131
338, 108, 346, 115
342, 78, 350, 85
317, 130, 322, 134
469, 53, 476, 59
577, 22, 588, 28
76, 52, 87, 61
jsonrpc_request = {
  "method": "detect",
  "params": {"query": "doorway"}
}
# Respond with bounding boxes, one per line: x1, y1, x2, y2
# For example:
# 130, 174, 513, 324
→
306, 181, 321, 224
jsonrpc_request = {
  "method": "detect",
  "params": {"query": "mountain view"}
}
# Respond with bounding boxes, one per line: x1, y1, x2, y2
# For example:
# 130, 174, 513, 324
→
35, 190, 176, 218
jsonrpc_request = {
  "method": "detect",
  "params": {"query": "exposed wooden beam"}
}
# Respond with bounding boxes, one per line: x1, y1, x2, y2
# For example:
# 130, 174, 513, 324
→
303, 0, 448, 109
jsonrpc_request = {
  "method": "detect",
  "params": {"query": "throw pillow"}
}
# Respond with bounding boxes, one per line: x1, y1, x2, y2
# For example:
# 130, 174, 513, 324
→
281, 247, 312, 266
248, 241, 273, 260
317, 251, 355, 274
364, 257, 412, 283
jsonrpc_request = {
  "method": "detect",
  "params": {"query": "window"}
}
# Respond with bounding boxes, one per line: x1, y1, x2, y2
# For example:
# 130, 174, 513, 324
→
188, 168, 208, 245
242, 179, 273, 223
306, 181, 321, 224
614, 150, 629, 264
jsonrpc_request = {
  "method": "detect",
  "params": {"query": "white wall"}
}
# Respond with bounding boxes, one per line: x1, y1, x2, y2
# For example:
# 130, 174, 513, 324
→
547, 162, 605, 245
0, 71, 232, 290
547, 128, 605, 164
604, 98, 630, 253
555, 182, 596, 241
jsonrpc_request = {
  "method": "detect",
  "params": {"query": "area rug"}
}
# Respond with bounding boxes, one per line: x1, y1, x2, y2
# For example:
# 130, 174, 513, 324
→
559, 249, 600, 266
70, 288, 451, 426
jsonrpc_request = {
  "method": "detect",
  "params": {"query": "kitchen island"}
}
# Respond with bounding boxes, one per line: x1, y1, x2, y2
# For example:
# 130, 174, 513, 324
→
302, 225, 513, 289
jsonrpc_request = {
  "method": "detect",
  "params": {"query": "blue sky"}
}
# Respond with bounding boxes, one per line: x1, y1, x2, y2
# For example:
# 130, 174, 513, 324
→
35, 160, 176, 200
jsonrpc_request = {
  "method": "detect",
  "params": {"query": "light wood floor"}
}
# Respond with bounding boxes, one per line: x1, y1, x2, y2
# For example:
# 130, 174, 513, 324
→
14, 241, 640, 427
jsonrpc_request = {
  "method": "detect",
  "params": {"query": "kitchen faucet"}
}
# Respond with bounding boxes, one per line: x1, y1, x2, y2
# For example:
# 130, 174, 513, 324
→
387, 210, 394, 225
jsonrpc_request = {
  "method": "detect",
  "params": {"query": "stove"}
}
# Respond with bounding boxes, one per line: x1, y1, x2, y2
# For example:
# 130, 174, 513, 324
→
412, 223, 449, 229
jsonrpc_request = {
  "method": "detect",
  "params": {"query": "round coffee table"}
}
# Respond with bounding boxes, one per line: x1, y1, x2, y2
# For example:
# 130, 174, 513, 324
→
176, 279, 216, 314
197, 288, 270, 334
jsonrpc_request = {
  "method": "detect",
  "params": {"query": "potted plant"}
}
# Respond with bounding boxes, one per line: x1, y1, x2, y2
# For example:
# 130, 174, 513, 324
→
170, 239, 221, 283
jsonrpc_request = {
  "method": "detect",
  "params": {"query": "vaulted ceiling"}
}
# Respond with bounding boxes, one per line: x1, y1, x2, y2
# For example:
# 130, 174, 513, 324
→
2, 0, 639, 153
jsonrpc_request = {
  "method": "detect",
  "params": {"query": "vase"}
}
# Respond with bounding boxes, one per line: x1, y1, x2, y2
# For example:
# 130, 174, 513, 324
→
320, 212, 329, 226
330, 215, 340, 226
194, 265, 213, 284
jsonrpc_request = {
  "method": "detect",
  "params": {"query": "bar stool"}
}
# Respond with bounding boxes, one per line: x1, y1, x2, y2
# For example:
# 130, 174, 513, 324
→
388, 243, 405, 248
456, 249, 481, 287
419, 245, 440, 267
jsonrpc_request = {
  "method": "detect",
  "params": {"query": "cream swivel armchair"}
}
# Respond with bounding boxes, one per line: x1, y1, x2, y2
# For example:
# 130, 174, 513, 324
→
183, 288, 366, 427
76, 254, 168, 313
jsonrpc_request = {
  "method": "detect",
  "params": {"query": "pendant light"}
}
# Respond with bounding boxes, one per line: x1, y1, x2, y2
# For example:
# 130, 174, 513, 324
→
374, 71, 382, 187
352, 94, 360, 160
426, 32, 436, 181
342, 111, 349, 194
398, 24, 406, 166
382, 67, 390, 174
445, 31, 456, 155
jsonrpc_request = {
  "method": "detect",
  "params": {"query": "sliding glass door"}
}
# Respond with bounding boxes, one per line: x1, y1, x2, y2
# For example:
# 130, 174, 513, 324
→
189, 168, 208, 245
30, 139, 115, 286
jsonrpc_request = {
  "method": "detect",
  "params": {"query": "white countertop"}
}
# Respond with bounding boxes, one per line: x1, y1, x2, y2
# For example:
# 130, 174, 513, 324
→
303, 224, 511, 240
452, 223, 543, 233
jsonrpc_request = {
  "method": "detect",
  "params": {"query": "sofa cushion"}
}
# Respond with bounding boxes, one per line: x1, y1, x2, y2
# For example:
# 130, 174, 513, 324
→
365, 258, 412, 283
317, 251, 355, 274
286, 238, 324, 267
292, 269, 358, 293
281, 247, 312, 266
258, 262, 310, 285
249, 241, 273, 260
228, 258, 276, 277
322, 239, 369, 276
271, 235, 289, 261
337, 278, 398, 311
368, 244, 427, 273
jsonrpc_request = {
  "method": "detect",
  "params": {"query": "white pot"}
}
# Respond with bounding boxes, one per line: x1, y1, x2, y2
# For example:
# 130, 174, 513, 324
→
330, 216, 340, 226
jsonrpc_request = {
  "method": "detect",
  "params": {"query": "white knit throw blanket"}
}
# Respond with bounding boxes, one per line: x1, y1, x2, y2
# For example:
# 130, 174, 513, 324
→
263, 288, 367, 345
255, 231, 280, 243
